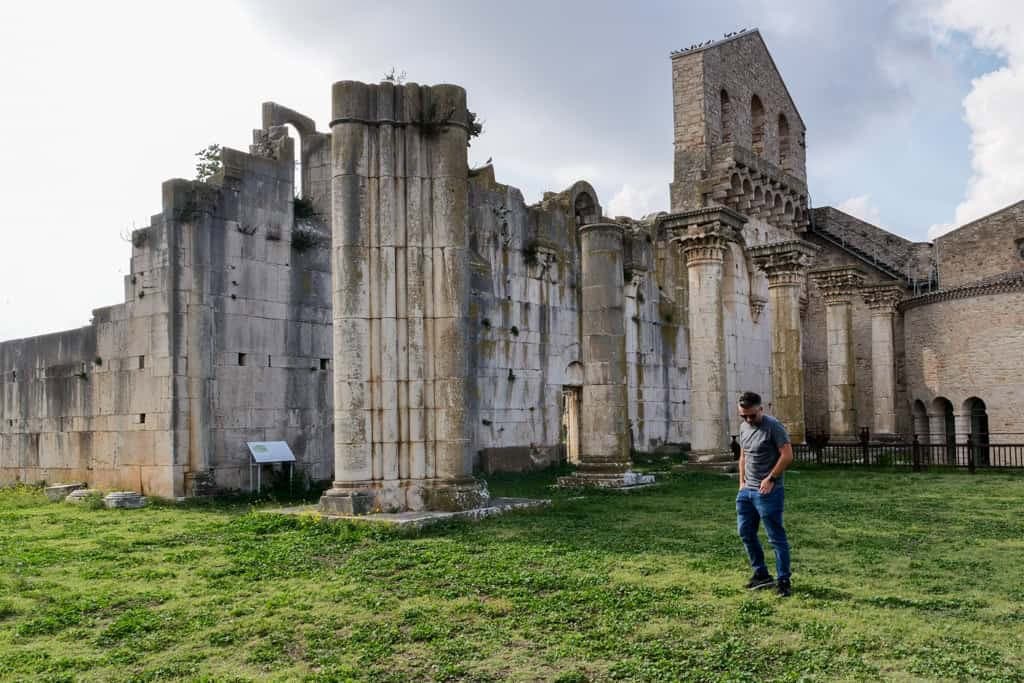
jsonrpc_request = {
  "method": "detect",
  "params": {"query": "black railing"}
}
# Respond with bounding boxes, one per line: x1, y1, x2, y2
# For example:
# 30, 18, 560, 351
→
794, 433, 1024, 472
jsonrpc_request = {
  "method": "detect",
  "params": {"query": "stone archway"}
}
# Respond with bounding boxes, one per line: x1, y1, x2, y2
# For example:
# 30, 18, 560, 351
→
963, 396, 990, 466
562, 362, 584, 464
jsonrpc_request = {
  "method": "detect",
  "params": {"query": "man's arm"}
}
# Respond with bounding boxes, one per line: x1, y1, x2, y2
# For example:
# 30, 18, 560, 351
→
738, 448, 746, 489
759, 442, 793, 493
771, 442, 794, 478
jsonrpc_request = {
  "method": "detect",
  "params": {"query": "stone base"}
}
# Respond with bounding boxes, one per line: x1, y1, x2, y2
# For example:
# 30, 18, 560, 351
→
280, 497, 549, 530
319, 477, 491, 516
103, 491, 147, 509
557, 469, 655, 489
689, 449, 735, 463
675, 461, 739, 474
319, 490, 377, 516
45, 482, 86, 502
65, 489, 100, 504
478, 446, 562, 474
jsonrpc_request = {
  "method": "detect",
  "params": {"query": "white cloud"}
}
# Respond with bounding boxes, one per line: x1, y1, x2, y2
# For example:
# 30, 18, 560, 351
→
929, 1, 1024, 232
836, 194, 884, 227
607, 184, 666, 219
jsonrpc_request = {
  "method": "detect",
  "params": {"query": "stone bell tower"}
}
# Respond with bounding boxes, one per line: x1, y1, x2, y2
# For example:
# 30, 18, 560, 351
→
664, 29, 816, 457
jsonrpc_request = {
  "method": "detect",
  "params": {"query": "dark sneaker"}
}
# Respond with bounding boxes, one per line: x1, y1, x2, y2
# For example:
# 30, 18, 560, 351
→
745, 572, 775, 590
776, 578, 792, 597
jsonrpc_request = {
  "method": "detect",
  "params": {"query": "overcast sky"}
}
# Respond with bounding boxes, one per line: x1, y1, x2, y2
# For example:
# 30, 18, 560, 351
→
1, 0, 1022, 341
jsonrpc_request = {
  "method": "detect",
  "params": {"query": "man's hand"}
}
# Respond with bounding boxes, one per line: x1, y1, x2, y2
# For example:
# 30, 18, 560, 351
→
758, 477, 775, 494
739, 479, 745, 490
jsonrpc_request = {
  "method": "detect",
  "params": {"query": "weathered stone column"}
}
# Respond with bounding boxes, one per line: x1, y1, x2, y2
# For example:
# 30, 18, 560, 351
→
810, 267, 865, 441
321, 80, 487, 514
860, 284, 904, 439
661, 207, 747, 462
558, 223, 652, 487
749, 240, 820, 445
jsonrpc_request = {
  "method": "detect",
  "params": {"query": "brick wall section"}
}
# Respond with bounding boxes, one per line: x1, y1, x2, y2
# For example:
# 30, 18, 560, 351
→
935, 201, 1024, 289
903, 290, 1024, 439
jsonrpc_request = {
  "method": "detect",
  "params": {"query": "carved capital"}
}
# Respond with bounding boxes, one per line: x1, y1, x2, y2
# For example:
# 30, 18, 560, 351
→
659, 207, 746, 267
749, 295, 768, 323
860, 284, 904, 314
749, 240, 820, 288
810, 266, 865, 305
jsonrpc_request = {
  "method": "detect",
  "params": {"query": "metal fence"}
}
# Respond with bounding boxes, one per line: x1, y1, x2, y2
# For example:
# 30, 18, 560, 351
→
793, 433, 1024, 472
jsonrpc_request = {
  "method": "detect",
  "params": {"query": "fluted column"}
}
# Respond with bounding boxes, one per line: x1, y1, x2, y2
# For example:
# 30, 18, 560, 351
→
810, 267, 865, 441
861, 284, 904, 439
322, 80, 487, 514
749, 240, 820, 444
661, 207, 747, 462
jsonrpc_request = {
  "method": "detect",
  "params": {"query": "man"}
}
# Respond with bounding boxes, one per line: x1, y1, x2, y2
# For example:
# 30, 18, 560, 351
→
736, 391, 794, 597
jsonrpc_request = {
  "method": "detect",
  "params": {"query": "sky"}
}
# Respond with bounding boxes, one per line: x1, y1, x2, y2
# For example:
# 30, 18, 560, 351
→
1, 0, 1022, 341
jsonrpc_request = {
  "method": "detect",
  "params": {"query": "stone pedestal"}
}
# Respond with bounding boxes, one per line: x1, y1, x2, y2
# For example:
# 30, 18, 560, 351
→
749, 240, 820, 444
661, 207, 747, 462
322, 80, 487, 514
810, 267, 865, 441
861, 285, 904, 439
558, 223, 643, 488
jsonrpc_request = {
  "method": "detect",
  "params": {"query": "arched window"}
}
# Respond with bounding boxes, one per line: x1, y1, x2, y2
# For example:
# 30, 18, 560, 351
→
962, 397, 990, 465
730, 173, 741, 192
742, 178, 752, 194
778, 113, 791, 168
720, 89, 733, 143
574, 192, 596, 226
751, 95, 765, 157
929, 397, 956, 465
784, 200, 793, 218
754, 186, 763, 204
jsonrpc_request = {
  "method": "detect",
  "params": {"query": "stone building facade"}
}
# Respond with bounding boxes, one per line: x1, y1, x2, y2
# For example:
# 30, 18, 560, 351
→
2, 28, 1023, 501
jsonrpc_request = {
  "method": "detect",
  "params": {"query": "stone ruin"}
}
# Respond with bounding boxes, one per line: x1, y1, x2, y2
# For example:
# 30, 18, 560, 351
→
3, 28, 1024, 510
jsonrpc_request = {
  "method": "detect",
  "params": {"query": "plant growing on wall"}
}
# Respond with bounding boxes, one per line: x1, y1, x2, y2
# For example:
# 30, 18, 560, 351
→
293, 195, 316, 220
382, 67, 407, 84
194, 144, 222, 182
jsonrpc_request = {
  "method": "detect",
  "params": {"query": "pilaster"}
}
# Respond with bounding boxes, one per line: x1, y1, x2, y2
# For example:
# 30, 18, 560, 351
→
661, 207, 747, 463
861, 284, 904, 439
810, 266, 865, 441
749, 240, 820, 444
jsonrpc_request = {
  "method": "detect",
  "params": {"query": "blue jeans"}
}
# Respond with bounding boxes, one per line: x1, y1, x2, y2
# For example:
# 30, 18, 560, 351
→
736, 486, 791, 580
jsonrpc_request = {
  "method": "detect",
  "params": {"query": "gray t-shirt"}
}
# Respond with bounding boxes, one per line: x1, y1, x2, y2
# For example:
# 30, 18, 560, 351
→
739, 414, 790, 490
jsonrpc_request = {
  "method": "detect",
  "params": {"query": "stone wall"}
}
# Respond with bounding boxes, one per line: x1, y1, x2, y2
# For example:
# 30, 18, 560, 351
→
467, 174, 690, 466
0, 124, 334, 497
163, 143, 334, 494
935, 201, 1024, 289
700, 32, 806, 181
0, 245, 176, 494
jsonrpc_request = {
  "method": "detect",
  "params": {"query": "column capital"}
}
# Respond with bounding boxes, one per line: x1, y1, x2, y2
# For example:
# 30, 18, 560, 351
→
810, 266, 865, 305
659, 206, 746, 266
749, 240, 820, 288
749, 295, 768, 323
860, 283, 905, 314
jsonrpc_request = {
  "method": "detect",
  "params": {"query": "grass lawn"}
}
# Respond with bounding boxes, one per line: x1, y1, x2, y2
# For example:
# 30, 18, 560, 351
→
2, 469, 1024, 682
